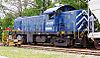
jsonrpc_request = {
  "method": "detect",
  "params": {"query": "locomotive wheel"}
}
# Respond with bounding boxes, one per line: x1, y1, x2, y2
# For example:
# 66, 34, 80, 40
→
94, 38, 100, 49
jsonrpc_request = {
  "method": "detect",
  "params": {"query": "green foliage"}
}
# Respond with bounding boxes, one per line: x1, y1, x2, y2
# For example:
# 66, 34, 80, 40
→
94, 20, 100, 31
61, 0, 87, 9
22, 8, 41, 16
0, 13, 15, 34
1, 17, 14, 30
35, 0, 53, 10
22, 0, 54, 16
0, 14, 14, 40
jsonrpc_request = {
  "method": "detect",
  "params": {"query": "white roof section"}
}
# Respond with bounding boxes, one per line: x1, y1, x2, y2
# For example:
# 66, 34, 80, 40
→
88, 0, 100, 23
44, 3, 65, 14
44, 6, 61, 14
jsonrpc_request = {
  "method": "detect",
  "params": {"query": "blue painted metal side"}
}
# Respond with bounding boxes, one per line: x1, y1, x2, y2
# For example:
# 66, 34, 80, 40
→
14, 17, 23, 30
14, 15, 48, 33
54, 10, 88, 32
24, 15, 48, 33
45, 20, 55, 32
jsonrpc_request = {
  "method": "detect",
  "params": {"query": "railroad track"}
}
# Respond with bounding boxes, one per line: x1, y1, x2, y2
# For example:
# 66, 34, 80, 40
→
20, 45, 100, 56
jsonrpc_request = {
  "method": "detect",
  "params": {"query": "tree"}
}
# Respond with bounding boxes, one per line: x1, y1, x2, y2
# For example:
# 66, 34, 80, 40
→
0, 15, 14, 30
22, 8, 41, 16
35, 0, 54, 13
22, 0, 54, 16
0, 0, 36, 17
61, 0, 87, 9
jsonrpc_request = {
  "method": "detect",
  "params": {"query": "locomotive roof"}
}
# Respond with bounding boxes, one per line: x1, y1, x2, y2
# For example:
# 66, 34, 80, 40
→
43, 5, 76, 14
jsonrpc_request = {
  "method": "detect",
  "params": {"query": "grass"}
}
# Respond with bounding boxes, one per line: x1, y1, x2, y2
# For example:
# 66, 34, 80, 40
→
0, 46, 97, 58
0, 46, 59, 58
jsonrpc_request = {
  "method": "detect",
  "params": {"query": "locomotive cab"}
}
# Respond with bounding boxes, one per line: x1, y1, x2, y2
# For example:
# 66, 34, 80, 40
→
43, 5, 76, 20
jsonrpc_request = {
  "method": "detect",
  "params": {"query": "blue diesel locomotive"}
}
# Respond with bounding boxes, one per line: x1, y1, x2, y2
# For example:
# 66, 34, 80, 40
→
14, 5, 90, 47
